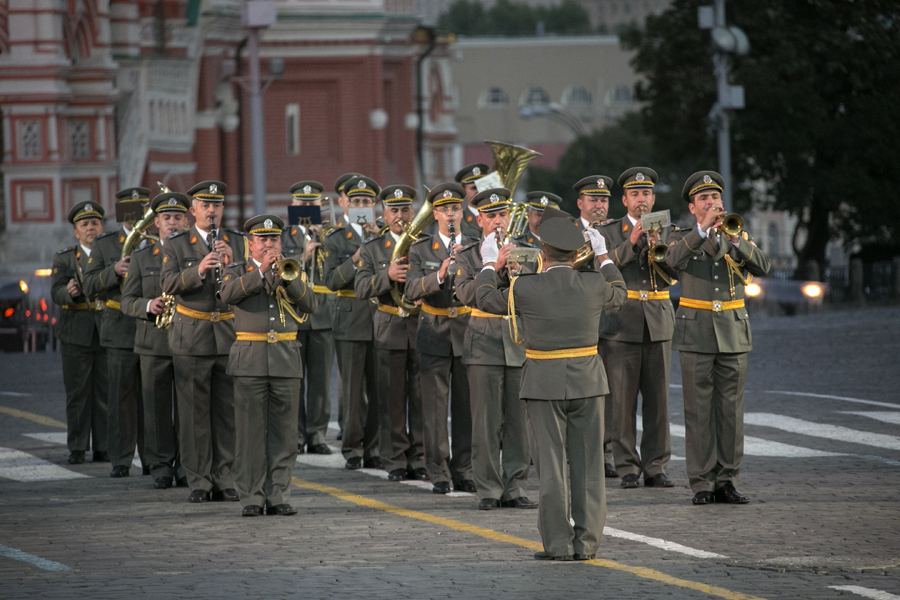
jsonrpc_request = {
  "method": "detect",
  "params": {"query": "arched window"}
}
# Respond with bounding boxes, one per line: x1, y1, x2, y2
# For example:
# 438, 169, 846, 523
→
519, 86, 550, 108
605, 85, 634, 107
478, 87, 509, 109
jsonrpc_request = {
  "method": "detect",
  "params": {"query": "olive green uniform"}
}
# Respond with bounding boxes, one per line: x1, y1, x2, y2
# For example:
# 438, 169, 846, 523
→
665, 227, 770, 493
51, 246, 108, 455
282, 226, 336, 448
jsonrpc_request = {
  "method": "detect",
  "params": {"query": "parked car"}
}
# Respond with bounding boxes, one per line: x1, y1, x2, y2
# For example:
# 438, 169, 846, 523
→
0, 270, 58, 352
669, 278, 828, 316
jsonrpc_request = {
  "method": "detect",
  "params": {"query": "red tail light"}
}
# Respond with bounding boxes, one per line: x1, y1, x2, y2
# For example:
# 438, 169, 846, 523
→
3, 308, 13, 318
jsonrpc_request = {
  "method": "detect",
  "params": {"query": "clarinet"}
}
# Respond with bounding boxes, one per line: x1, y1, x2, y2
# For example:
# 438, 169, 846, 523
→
209, 216, 224, 296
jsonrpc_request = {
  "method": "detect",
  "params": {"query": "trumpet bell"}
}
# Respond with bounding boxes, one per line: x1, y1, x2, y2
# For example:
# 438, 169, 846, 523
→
721, 213, 743, 237
649, 244, 668, 263
278, 258, 302, 282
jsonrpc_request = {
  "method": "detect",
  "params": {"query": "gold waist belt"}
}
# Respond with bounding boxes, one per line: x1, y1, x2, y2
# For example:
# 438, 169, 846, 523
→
313, 285, 337, 295
679, 298, 745, 313
336, 290, 356, 298
62, 300, 104, 311
469, 308, 504, 319
377, 304, 419, 317
105, 299, 121, 311
421, 304, 471, 318
525, 346, 598, 360
235, 331, 296, 343
626, 290, 670, 302
176, 304, 234, 322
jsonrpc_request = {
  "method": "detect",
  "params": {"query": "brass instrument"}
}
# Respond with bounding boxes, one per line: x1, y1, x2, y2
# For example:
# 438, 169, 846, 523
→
155, 293, 176, 330
484, 141, 542, 198
572, 233, 595, 270
276, 256, 302, 282
718, 213, 743, 237
389, 196, 435, 312
504, 201, 529, 240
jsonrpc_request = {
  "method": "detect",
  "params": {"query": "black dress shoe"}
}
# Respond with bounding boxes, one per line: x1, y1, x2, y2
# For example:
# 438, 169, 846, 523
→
363, 457, 384, 470
620, 473, 640, 489
478, 498, 500, 510
142, 465, 151, 476
432, 481, 451, 494
265, 504, 298, 516
307, 443, 333, 455
345, 457, 362, 470
153, 476, 173, 489
296, 443, 305, 453
534, 551, 573, 561
453, 479, 477, 493
242, 505, 263, 517
573, 553, 596, 561
211, 488, 240, 502
336, 430, 343, 441
68, 451, 85, 465
175, 476, 189, 488
604, 463, 618, 478
644, 473, 675, 487
110, 465, 130, 478
188, 490, 210, 503
407, 467, 429, 481
387, 468, 407, 482
714, 482, 750, 504
692, 491, 714, 505
501, 497, 539, 509
92, 451, 110, 463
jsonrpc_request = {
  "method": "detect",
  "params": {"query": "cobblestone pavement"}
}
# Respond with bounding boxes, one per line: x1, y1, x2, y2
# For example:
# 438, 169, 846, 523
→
1, 306, 898, 599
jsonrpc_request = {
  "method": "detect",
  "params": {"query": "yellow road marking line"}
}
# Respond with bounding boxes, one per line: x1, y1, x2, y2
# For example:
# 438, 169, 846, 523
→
292, 477, 766, 600
0, 406, 66, 429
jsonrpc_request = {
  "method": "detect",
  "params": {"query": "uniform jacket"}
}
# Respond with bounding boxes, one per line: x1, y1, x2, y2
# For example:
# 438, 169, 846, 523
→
353, 233, 418, 351
323, 224, 375, 342
218, 261, 317, 377
120, 239, 171, 357
50, 246, 102, 346
455, 243, 525, 367
511, 232, 541, 250
665, 227, 771, 354
425, 206, 482, 240
475, 264, 627, 400
405, 232, 475, 357
82, 227, 136, 349
281, 226, 336, 331
160, 224, 246, 356
598, 217, 678, 343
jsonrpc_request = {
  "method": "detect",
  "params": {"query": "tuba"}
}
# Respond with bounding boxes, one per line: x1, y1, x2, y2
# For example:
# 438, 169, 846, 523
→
389, 195, 435, 313
484, 141, 542, 244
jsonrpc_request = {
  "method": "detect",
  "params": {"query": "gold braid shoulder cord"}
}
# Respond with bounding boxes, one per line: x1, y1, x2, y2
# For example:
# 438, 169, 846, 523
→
507, 275, 524, 345
275, 272, 310, 326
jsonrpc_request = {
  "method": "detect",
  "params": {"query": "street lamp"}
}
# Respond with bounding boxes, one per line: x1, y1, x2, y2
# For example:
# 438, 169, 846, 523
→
520, 102, 587, 138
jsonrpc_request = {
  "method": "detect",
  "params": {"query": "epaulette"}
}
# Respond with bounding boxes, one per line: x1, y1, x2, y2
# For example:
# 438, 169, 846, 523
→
96, 231, 116, 239
410, 235, 433, 246
169, 230, 188, 239
133, 243, 153, 254
57, 246, 75, 255
458, 242, 479, 255
325, 226, 344, 237
364, 235, 383, 245
228, 228, 245, 237
226, 261, 246, 268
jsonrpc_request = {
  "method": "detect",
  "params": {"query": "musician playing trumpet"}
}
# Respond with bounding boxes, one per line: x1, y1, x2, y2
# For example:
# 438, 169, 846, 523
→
121, 192, 190, 489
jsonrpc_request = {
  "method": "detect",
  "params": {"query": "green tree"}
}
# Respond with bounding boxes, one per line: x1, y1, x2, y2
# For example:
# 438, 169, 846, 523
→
621, 0, 900, 269
437, 0, 595, 36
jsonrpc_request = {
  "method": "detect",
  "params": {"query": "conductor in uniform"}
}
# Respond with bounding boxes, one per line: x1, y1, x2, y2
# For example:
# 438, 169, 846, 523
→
51, 201, 109, 465
219, 215, 317, 517
665, 171, 770, 505
161, 180, 244, 503
354, 185, 427, 482
598, 167, 678, 489
474, 210, 626, 560
282, 181, 336, 455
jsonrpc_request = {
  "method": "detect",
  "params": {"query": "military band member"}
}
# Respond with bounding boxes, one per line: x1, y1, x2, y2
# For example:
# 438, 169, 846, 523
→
282, 181, 336, 455
665, 171, 770, 505
456, 187, 536, 510
121, 192, 189, 489
354, 185, 427, 482
324, 175, 382, 470
219, 215, 317, 517
511, 191, 561, 248
454, 163, 489, 239
573, 175, 618, 477
599, 168, 678, 489
83, 188, 148, 478
475, 210, 626, 560
161, 180, 244, 503
405, 183, 476, 494
51, 201, 109, 465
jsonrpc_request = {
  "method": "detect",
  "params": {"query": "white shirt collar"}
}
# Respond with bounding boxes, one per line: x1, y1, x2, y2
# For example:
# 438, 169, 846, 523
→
437, 231, 453, 249
252, 257, 263, 269
580, 216, 592, 229
80, 244, 91, 257
546, 265, 572, 270
350, 222, 363, 238
467, 204, 479, 218
627, 214, 639, 226
195, 225, 211, 245
389, 230, 402, 243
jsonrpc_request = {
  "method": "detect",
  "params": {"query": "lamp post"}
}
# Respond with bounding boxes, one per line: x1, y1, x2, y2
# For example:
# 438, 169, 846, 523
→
520, 102, 587, 138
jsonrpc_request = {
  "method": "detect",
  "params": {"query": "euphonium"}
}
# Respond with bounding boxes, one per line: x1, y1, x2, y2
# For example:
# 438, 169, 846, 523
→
389, 196, 435, 312
120, 205, 159, 291
485, 141, 542, 197
718, 213, 743, 237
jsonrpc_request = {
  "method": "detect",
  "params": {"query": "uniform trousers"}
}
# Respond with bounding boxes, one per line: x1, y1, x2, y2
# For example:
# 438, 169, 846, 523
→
526, 396, 605, 558
335, 340, 379, 461
679, 351, 747, 493
605, 339, 672, 477
296, 329, 334, 447
61, 337, 108, 453
418, 353, 472, 485
139, 354, 181, 480
173, 354, 235, 492
468, 364, 530, 502
234, 375, 301, 509
106, 347, 145, 469
376, 346, 424, 473
596, 343, 615, 466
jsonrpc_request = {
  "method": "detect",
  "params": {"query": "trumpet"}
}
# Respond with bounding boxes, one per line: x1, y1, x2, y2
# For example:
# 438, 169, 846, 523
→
155, 293, 176, 330
275, 256, 302, 282
717, 213, 743, 237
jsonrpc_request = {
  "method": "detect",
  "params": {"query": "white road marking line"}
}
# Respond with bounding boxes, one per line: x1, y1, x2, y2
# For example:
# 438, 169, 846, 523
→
744, 413, 900, 451
0, 447, 89, 482
640, 422, 843, 458
841, 411, 900, 425
0, 391, 32, 397
603, 527, 727, 559
0, 543, 76, 571
828, 585, 900, 600
764, 390, 900, 409
23, 433, 143, 470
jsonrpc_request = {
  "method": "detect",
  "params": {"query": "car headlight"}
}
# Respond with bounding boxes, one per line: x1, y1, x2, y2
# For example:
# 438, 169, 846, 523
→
802, 283, 823, 298
745, 282, 762, 297
19, 280, 28, 294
